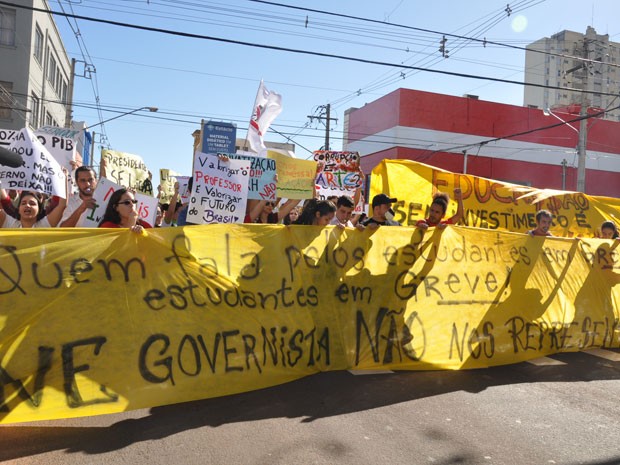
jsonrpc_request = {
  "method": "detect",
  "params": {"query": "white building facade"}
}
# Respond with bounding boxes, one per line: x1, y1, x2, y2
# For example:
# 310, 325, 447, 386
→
0, 0, 72, 131
524, 26, 620, 122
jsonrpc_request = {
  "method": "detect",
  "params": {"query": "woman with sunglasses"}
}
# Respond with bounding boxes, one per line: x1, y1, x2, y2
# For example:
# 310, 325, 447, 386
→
244, 198, 301, 224
98, 188, 152, 232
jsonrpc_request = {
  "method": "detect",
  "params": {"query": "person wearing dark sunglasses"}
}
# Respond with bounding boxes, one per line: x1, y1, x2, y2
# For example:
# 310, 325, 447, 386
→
98, 188, 152, 232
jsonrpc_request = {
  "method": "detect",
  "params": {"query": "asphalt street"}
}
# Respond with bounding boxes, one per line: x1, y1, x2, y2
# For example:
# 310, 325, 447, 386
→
1, 349, 619, 465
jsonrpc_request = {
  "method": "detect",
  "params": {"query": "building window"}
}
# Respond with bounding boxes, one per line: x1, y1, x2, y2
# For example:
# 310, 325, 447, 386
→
30, 93, 40, 127
45, 110, 53, 126
34, 24, 43, 63
0, 7, 16, 47
48, 53, 57, 89
0, 81, 13, 120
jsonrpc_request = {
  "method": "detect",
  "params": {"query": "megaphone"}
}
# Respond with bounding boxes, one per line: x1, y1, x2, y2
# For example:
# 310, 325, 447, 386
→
0, 145, 25, 168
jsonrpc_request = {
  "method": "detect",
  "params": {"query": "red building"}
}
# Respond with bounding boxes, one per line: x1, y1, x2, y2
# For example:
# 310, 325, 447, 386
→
344, 88, 620, 197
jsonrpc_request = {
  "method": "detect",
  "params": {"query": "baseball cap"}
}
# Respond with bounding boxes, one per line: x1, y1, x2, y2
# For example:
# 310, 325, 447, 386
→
372, 193, 398, 208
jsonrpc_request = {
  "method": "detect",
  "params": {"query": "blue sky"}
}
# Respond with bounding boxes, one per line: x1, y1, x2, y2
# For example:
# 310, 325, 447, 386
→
53, 0, 620, 185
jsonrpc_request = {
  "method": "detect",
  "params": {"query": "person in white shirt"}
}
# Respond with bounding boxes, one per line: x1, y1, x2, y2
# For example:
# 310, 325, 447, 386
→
329, 195, 366, 230
1, 189, 67, 228
60, 165, 98, 227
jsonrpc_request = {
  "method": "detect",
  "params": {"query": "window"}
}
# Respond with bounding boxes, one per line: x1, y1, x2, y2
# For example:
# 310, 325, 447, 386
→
34, 24, 43, 63
0, 7, 16, 47
0, 81, 13, 120
48, 53, 57, 88
45, 110, 53, 126
30, 93, 40, 127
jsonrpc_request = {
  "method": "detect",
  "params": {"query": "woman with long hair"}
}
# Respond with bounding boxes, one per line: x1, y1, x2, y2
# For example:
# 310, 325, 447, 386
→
98, 188, 152, 232
293, 199, 336, 226
0, 190, 67, 228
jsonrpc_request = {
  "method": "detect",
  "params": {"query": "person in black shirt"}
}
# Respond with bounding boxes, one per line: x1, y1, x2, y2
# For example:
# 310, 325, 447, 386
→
362, 193, 402, 227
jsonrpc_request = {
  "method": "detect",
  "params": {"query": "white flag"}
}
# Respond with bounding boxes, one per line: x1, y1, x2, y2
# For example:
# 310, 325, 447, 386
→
247, 80, 282, 153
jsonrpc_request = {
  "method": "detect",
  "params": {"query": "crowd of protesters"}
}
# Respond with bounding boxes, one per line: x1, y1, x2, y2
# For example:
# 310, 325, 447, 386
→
0, 163, 618, 240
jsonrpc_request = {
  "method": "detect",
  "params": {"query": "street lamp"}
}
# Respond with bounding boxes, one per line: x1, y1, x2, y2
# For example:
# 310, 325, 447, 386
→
87, 106, 158, 130
87, 106, 157, 167
543, 107, 586, 192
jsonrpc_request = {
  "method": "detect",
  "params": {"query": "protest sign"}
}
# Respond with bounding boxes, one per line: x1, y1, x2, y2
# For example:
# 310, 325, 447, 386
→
188, 152, 249, 224
159, 168, 183, 204
0, 224, 619, 424
0, 127, 78, 171
101, 149, 150, 194
267, 150, 317, 199
370, 159, 620, 237
227, 152, 277, 200
0, 128, 66, 198
82, 177, 158, 227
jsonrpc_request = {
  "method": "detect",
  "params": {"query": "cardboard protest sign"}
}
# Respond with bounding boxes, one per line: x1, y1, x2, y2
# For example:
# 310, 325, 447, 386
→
159, 168, 183, 204
82, 177, 158, 227
0, 127, 78, 171
188, 152, 249, 224
227, 152, 277, 200
267, 150, 317, 199
101, 149, 150, 194
314, 150, 363, 204
0, 128, 66, 198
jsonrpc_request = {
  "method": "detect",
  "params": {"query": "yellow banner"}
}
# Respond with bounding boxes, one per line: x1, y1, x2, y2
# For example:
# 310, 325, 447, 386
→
370, 159, 620, 237
101, 149, 151, 195
0, 225, 618, 423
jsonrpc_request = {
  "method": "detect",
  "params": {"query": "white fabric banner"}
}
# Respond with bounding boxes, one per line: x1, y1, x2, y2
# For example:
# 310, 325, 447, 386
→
1, 128, 66, 198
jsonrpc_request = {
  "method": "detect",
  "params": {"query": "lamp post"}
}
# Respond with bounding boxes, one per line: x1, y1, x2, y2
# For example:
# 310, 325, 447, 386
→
87, 106, 158, 130
87, 106, 157, 168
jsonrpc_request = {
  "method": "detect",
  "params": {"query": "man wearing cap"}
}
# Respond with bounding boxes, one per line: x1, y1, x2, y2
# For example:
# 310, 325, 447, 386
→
362, 193, 402, 227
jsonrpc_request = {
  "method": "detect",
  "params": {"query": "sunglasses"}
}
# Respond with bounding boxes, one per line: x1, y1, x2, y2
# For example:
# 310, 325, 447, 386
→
117, 199, 138, 206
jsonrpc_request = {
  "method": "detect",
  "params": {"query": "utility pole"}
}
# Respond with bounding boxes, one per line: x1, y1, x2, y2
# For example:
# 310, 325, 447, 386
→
576, 37, 589, 193
65, 58, 76, 128
307, 104, 338, 150
561, 159, 568, 190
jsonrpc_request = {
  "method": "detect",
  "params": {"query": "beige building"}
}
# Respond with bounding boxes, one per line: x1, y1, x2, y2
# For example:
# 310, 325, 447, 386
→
524, 26, 620, 121
0, 0, 72, 130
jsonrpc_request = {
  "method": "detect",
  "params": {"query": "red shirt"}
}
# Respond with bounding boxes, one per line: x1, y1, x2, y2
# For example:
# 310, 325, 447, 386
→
99, 219, 152, 228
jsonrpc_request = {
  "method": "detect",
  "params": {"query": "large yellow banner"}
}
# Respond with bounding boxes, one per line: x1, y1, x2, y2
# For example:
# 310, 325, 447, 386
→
0, 225, 618, 423
370, 159, 620, 237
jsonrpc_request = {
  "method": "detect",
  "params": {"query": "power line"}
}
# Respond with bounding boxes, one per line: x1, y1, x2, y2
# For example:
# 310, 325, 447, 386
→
3, 1, 619, 100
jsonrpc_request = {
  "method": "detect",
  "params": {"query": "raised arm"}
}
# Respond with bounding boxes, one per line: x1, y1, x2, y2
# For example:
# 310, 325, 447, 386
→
449, 187, 464, 225
277, 198, 301, 221
47, 171, 69, 227
164, 182, 179, 225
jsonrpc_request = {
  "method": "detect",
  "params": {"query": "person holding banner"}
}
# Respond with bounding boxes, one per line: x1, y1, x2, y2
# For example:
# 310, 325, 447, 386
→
60, 165, 99, 227
416, 188, 464, 230
294, 199, 336, 226
362, 194, 402, 227
600, 221, 619, 239
527, 210, 554, 237
0, 190, 67, 228
245, 198, 301, 224
98, 188, 152, 232
330, 195, 364, 230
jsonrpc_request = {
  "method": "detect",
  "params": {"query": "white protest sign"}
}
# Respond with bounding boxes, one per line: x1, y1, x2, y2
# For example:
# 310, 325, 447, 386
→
0, 128, 66, 198
101, 149, 150, 194
0, 127, 78, 170
188, 152, 249, 224
177, 176, 191, 203
82, 177, 158, 227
